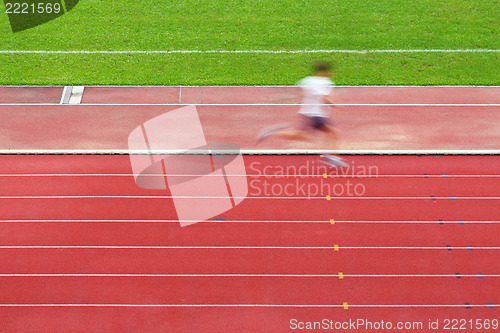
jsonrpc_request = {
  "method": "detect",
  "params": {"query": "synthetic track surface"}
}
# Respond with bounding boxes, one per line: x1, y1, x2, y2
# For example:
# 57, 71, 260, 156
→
0, 154, 499, 332
0, 86, 498, 332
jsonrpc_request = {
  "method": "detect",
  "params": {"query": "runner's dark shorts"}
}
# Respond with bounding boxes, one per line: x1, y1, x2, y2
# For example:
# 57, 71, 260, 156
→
301, 115, 335, 131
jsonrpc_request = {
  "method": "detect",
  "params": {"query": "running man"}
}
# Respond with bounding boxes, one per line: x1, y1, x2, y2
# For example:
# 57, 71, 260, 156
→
256, 62, 348, 167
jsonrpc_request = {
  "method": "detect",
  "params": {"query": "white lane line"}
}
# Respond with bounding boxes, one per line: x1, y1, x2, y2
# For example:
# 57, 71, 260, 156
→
12, 85, 496, 88
0, 49, 498, 54
0, 304, 495, 308
1, 149, 499, 155
0, 246, 498, 250
0, 274, 497, 278
1, 103, 499, 106
0, 173, 498, 178
0, 219, 499, 224
0, 195, 498, 200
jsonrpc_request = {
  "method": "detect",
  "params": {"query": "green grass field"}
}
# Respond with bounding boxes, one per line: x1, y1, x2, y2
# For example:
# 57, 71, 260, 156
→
1, 0, 498, 85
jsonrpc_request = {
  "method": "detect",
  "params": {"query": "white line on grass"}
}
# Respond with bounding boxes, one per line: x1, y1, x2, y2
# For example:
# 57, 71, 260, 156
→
0, 49, 498, 54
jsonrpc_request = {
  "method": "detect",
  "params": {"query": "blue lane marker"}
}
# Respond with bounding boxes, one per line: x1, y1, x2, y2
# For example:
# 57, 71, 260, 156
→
214, 218, 224, 221
436, 155, 440, 157
455, 272, 461, 279
465, 302, 471, 309
447, 245, 452, 251
451, 195, 455, 200
215, 154, 224, 158
468, 245, 473, 251
439, 219, 444, 225
459, 219, 464, 225
478, 273, 483, 279
443, 173, 447, 178
489, 302, 494, 309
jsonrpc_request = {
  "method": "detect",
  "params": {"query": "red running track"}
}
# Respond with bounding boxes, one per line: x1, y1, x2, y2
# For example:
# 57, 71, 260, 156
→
0, 86, 499, 151
0, 154, 498, 333
0, 86, 499, 332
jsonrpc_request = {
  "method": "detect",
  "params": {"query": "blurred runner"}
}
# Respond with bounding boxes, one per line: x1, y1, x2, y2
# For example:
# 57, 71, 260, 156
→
256, 62, 348, 167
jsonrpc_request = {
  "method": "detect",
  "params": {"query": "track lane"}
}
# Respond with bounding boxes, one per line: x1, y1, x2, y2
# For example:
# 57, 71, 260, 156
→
0, 84, 499, 332
1, 197, 499, 221
0, 276, 496, 306
1, 105, 499, 150
1, 222, 499, 247
0, 155, 499, 175
0, 307, 498, 333
0, 248, 498, 275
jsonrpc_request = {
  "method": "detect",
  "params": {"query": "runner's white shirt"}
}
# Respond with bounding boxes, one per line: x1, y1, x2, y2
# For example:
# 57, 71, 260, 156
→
297, 76, 334, 118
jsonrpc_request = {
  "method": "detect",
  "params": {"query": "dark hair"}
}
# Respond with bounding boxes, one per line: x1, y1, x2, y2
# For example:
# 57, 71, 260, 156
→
314, 62, 331, 72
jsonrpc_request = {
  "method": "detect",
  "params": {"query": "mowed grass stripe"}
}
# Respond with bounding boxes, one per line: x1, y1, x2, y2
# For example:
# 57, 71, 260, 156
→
0, 0, 498, 85
1, 0, 497, 50
0, 52, 497, 85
